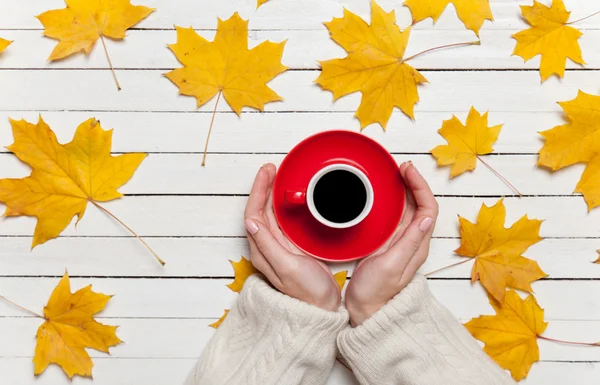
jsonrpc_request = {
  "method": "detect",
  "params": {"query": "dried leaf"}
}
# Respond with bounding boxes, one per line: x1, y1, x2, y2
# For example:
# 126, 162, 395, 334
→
316, 0, 428, 129
431, 107, 502, 178
465, 290, 547, 381
0, 38, 12, 53
538, 91, 600, 210
210, 310, 230, 329
165, 15, 287, 114
333, 270, 348, 290
227, 256, 258, 293
257, 0, 270, 8
456, 199, 546, 303
0, 117, 147, 248
37, 0, 154, 60
512, 0, 585, 81
34, 272, 122, 378
404, 0, 493, 36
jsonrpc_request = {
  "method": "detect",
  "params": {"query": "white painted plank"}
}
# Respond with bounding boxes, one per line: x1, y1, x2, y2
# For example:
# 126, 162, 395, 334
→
0, 278, 599, 320
0, 238, 596, 279
0, 111, 561, 154
0, 318, 599, 361
0, 29, 599, 70
0, 196, 596, 238
0, 70, 594, 114
2, 0, 599, 31
0, 153, 582, 196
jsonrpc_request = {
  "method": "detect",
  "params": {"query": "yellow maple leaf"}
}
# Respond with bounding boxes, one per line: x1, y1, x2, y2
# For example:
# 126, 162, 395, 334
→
594, 250, 600, 264
465, 290, 548, 381
316, 0, 428, 129
165, 14, 287, 164
37, 0, 154, 61
257, 0, 270, 8
0, 38, 12, 53
0, 117, 147, 248
210, 309, 230, 329
512, 0, 585, 82
227, 256, 258, 293
333, 270, 348, 290
456, 199, 546, 303
34, 272, 122, 378
431, 107, 502, 178
404, 0, 493, 36
538, 91, 600, 211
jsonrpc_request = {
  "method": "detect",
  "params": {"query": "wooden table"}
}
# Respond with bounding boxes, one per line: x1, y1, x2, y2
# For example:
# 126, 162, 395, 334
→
1, 0, 599, 383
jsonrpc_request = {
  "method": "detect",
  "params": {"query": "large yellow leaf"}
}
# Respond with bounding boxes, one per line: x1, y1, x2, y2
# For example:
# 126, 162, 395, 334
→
464, 290, 548, 381
34, 272, 122, 378
404, 0, 493, 36
37, 0, 154, 61
512, 0, 585, 82
538, 91, 600, 210
316, 0, 428, 130
431, 107, 502, 178
227, 256, 258, 293
456, 199, 546, 303
0, 38, 11, 53
0, 117, 147, 248
165, 14, 288, 115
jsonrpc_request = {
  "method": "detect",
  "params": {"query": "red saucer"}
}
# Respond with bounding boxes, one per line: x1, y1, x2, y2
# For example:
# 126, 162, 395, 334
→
273, 130, 406, 262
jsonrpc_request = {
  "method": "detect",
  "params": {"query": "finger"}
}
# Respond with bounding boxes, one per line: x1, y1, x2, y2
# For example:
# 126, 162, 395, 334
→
405, 164, 438, 220
245, 218, 292, 272
245, 166, 269, 219
399, 161, 410, 179
246, 235, 282, 287
385, 214, 434, 267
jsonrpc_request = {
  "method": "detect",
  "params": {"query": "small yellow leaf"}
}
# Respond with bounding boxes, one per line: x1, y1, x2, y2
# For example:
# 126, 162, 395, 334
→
538, 90, 600, 211
333, 271, 348, 290
512, 0, 585, 82
0, 117, 147, 248
227, 256, 258, 293
465, 290, 548, 381
594, 250, 600, 264
456, 199, 546, 303
37, 0, 154, 61
257, 0, 270, 8
404, 0, 493, 36
34, 272, 122, 379
316, 0, 428, 129
210, 310, 230, 329
165, 14, 288, 115
431, 107, 502, 178
0, 38, 12, 53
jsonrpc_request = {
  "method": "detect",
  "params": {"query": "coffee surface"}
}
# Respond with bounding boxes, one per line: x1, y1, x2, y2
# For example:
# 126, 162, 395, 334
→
313, 170, 367, 224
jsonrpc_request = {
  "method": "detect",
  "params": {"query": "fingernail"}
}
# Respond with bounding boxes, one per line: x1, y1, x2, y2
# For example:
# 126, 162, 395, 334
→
408, 160, 413, 166
419, 217, 433, 232
245, 219, 259, 235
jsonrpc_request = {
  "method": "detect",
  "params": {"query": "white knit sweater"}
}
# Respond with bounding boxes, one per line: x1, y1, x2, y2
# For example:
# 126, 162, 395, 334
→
184, 275, 515, 385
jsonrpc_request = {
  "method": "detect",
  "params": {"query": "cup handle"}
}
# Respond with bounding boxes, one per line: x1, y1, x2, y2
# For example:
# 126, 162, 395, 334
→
285, 190, 307, 205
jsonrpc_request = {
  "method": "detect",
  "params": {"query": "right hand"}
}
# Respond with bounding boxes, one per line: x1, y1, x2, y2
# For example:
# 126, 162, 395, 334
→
244, 163, 342, 312
345, 162, 439, 326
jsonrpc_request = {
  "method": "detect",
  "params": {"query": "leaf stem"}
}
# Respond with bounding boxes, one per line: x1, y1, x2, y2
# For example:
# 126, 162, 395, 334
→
202, 91, 222, 167
476, 155, 523, 197
91, 201, 165, 266
567, 10, 600, 25
100, 35, 122, 91
425, 258, 472, 277
538, 335, 600, 347
403, 40, 481, 63
0, 295, 44, 318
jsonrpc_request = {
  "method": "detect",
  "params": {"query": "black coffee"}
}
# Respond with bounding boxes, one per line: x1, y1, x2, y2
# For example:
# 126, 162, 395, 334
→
313, 170, 367, 224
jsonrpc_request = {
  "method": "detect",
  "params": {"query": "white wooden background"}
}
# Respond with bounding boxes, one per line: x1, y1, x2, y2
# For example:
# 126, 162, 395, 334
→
0, 0, 599, 383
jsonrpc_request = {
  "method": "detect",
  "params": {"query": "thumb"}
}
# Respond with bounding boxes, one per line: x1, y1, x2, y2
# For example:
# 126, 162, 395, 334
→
245, 218, 289, 270
387, 216, 434, 261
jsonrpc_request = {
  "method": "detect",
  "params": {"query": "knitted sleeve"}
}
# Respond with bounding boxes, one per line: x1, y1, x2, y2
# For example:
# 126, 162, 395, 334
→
184, 275, 349, 385
337, 275, 516, 385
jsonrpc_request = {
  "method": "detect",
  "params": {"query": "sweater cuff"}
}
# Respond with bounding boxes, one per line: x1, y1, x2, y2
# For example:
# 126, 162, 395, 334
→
237, 275, 349, 332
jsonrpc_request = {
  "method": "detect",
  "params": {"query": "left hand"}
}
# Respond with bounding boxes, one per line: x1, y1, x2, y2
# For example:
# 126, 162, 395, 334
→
244, 163, 342, 312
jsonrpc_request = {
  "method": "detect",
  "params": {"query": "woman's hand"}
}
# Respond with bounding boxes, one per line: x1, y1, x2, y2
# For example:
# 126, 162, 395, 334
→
244, 163, 342, 312
345, 162, 439, 326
